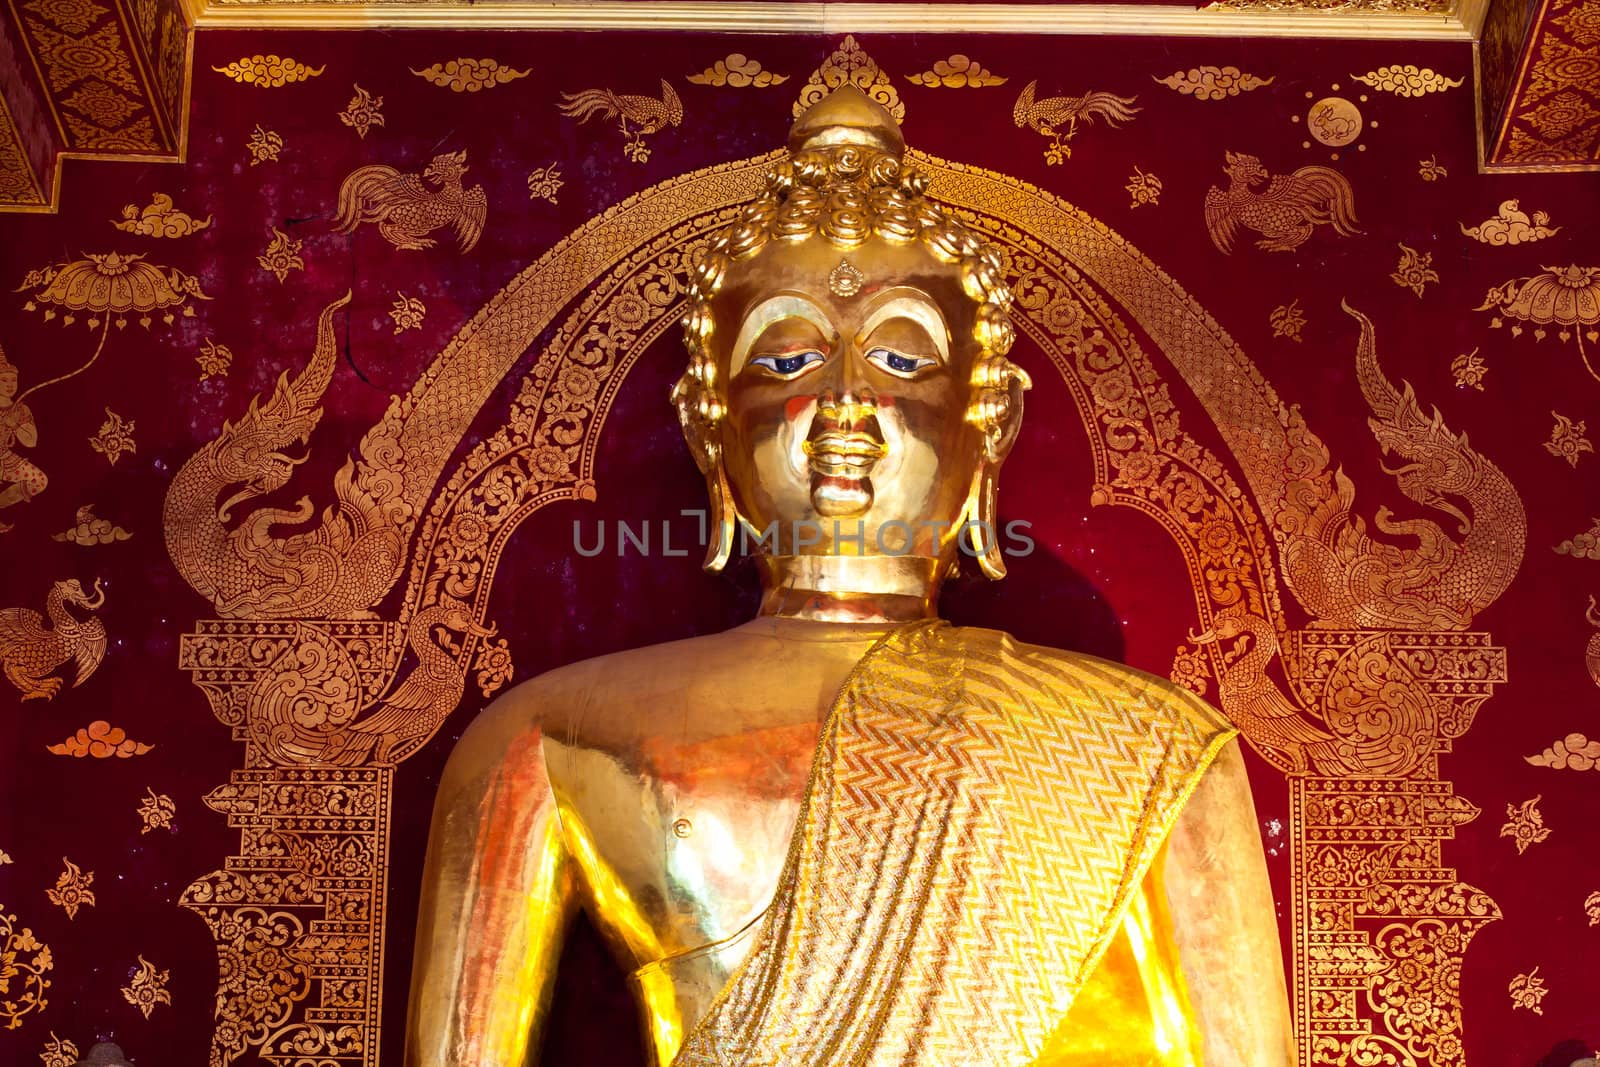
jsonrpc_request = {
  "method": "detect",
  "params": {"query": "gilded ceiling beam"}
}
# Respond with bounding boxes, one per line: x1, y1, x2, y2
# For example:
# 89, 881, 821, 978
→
1479, 0, 1600, 171
0, 0, 192, 211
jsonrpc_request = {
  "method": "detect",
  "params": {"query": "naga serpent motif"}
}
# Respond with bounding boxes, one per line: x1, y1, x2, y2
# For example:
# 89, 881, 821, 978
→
1275, 304, 1525, 631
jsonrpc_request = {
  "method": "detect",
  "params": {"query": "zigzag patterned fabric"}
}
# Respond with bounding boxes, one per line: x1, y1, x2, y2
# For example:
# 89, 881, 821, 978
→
672, 620, 1233, 1067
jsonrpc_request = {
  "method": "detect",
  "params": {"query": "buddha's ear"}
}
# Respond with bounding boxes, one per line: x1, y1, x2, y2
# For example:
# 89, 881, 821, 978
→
672, 373, 736, 572
964, 354, 1030, 580
985, 371, 1028, 465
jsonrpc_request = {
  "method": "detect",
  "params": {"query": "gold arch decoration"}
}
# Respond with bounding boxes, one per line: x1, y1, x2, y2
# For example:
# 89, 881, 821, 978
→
166, 145, 1521, 1067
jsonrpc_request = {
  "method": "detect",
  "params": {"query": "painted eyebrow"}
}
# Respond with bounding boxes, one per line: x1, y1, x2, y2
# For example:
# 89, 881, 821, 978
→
730, 294, 833, 375
858, 291, 951, 363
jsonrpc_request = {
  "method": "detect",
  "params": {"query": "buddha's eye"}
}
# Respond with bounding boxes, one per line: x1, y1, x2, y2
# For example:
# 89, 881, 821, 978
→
866, 347, 937, 378
750, 350, 825, 378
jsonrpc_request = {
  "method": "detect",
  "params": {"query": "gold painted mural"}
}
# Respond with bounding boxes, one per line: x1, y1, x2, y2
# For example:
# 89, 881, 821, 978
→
3, 22, 1596, 1067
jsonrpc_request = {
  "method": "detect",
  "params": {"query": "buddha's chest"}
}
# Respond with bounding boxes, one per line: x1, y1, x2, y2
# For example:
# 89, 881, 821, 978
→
546, 715, 823, 967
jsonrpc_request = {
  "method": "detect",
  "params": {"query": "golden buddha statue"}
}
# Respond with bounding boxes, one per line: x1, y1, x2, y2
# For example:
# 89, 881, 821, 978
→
406, 87, 1294, 1067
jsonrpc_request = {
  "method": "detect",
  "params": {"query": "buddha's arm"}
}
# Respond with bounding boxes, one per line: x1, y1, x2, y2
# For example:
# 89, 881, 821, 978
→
405, 693, 578, 1067
1161, 738, 1297, 1066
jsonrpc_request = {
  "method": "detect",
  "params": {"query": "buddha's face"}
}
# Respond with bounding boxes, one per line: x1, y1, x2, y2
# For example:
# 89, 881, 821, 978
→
709, 237, 988, 559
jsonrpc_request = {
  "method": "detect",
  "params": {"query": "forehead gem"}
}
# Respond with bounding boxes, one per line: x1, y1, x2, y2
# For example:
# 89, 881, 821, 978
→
828, 259, 865, 298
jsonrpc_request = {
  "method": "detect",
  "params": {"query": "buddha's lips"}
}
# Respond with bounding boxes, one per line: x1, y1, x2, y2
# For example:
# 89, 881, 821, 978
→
803, 431, 887, 476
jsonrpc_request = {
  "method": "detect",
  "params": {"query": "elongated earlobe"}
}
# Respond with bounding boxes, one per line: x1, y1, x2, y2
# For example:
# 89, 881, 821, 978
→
960, 464, 1007, 580
703, 461, 738, 572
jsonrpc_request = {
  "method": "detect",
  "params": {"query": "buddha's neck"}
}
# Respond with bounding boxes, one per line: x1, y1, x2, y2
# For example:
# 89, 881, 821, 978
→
757, 555, 943, 623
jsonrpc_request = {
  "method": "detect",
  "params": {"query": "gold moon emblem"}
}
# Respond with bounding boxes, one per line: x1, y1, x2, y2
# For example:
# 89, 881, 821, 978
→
1307, 96, 1363, 147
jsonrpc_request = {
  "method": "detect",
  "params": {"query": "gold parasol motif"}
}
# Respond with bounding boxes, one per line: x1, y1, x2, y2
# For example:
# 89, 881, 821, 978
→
13, 252, 209, 401
1477, 264, 1600, 381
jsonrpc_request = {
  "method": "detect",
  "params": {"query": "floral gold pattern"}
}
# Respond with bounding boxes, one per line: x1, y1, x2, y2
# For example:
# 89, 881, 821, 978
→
1461, 200, 1560, 245
1451, 348, 1487, 390
257, 228, 304, 283
1500, 796, 1552, 853
39, 1033, 78, 1065
88, 408, 135, 465
1391, 243, 1440, 298
389, 293, 426, 334
1270, 299, 1305, 341
526, 164, 563, 204
1554, 520, 1600, 558
1352, 65, 1464, 97
111, 193, 211, 238
0, 850, 10, 864
136, 787, 175, 833
410, 59, 531, 92
1524, 731, 1600, 769
793, 36, 903, 121
45, 858, 94, 920
1585, 890, 1600, 924
473, 636, 515, 698
904, 55, 1007, 89
212, 55, 326, 88
1489, 0, 1600, 168
47, 721, 152, 758
0, 904, 51, 1028
52, 505, 130, 545
1124, 166, 1162, 208
688, 54, 788, 88
1508, 966, 1548, 1013
1418, 154, 1448, 180
195, 338, 232, 381
559, 83, 684, 165
245, 124, 282, 166
335, 152, 488, 251
338, 84, 385, 140
121, 956, 170, 1018
1545, 411, 1593, 466
1204, 152, 1359, 252
1154, 66, 1273, 99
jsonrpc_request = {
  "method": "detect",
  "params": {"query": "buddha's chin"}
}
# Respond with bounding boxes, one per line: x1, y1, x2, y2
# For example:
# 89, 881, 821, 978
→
811, 475, 874, 518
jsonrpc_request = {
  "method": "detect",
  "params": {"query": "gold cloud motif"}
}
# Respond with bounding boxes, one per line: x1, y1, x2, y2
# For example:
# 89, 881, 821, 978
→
1460, 199, 1560, 245
688, 54, 788, 88
52, 504, 131, 544
1154, 65, 1273, 100
111, 193, 211, 238
410, 58, 531, 92
211, 54, 325, 88
48, 720, 154, 758
904, 55, 1007, 89
1351, 65, 1463, 97
1525, 731, 1600, 770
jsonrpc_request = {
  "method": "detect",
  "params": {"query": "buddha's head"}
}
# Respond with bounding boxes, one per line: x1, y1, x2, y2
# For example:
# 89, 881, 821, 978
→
674, 86, 1030, 582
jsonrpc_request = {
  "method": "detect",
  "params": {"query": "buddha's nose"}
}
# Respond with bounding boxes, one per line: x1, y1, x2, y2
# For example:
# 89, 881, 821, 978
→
816, 344, 876, 418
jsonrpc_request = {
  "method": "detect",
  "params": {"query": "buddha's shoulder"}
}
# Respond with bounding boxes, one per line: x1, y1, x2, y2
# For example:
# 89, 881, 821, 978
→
944, 625, 1231, 739
467, 627, 802, 738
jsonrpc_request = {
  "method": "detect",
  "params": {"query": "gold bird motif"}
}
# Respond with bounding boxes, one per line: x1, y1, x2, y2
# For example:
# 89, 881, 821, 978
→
320, 598, 496, 765
0, 578, 106, 701
558, 79, 684, 141
1187, 610, 1338, 775
333, 149, 487, 253
1204, 151, 1361, 254
1012, 79, 1140, 147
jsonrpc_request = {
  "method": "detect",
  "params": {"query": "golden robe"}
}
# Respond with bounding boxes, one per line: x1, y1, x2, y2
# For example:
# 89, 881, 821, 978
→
670, 621, 1234, 1066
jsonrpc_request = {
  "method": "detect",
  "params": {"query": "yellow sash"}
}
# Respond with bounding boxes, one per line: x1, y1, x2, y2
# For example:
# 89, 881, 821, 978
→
672, 621, 1233, 1066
